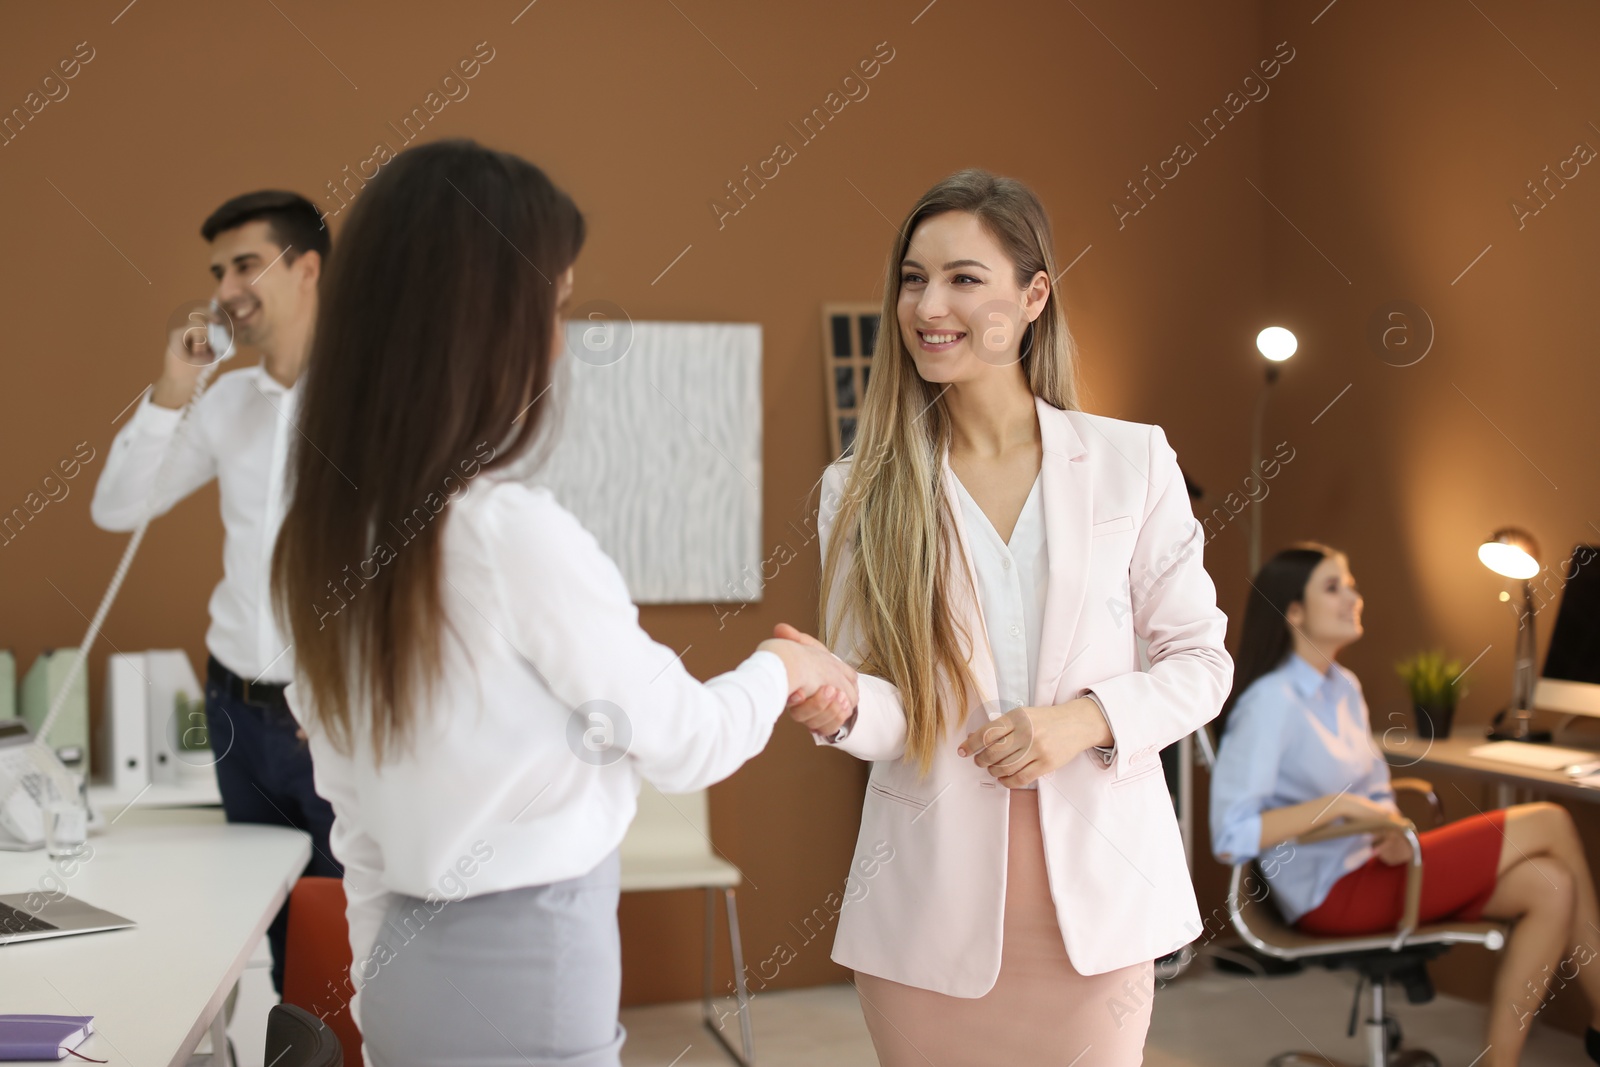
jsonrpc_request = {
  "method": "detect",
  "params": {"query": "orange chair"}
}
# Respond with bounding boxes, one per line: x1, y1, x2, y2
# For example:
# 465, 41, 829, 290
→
282, 876, 364, 1067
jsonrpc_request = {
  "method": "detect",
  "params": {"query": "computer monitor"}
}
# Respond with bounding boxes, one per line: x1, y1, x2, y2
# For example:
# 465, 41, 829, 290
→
1536, 544, 1600, 717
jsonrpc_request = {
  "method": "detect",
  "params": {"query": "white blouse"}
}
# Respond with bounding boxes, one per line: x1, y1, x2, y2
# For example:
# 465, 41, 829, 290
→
91, 366, 301, 682
287, 471, 790, 1013
950, 472, 1049, 789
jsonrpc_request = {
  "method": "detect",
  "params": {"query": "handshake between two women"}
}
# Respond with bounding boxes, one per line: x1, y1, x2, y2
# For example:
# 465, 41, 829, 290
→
756, 621, 858, 738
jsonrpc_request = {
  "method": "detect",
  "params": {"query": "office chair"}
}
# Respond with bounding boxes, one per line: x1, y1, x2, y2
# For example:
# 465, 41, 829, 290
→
1196, 724, 1511, 1067
282, 877, 363, 1066
264, 1004, 342, 1067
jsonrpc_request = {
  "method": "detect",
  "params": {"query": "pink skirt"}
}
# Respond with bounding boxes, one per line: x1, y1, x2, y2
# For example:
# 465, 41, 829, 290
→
854, 789, 1155, 1066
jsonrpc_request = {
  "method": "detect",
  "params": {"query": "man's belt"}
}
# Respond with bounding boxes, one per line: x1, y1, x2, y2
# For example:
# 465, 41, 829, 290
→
206, 654, 290, 707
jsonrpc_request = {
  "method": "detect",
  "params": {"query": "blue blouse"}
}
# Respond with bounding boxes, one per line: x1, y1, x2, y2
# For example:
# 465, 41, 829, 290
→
1209, 652, 1398, 924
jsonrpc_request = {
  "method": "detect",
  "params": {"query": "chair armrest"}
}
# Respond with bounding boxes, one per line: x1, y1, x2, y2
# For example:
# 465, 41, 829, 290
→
1391, 776, 1445, 828
1294, 815, 1414, 845
1291, 816, 1424, 949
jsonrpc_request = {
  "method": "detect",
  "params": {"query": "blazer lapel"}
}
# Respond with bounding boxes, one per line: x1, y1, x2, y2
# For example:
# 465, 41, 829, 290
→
1031, 396, 1092, 708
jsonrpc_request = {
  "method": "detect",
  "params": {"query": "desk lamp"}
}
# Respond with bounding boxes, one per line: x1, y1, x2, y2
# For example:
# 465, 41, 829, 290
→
1250, 326, 1297, 575
1478, 526, 1551, 742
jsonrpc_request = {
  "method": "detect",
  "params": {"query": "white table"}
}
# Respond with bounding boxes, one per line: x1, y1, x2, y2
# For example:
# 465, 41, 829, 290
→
89, 776, 224, 810
0, 806, 310, 1066
1377, 730, 1600, 809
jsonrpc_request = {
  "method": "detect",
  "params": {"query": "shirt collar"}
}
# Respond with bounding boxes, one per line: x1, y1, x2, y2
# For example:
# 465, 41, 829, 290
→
1284, 651, 1342, 699
251, 363, 294, 398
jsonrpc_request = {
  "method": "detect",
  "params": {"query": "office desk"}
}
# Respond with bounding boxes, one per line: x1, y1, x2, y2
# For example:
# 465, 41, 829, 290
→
0, 806, 310, 1066
1376, 731, 1600, 809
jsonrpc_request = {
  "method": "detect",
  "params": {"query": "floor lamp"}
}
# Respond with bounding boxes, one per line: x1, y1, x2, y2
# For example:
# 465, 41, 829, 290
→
1479, 527, 1551, 742
1250, 326, 1298, 577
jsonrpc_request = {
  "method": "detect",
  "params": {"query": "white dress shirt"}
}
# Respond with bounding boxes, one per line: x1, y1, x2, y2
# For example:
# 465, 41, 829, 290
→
90, 365, 299, 682
951, 471, 1117, 784
285, 471, 790, 1018
951, 472, 1049, 788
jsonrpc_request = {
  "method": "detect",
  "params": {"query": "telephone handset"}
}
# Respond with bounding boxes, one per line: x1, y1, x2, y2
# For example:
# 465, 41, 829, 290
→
180, 298, 235, 366
0, 719, 86, 850
203, 299, 236, 363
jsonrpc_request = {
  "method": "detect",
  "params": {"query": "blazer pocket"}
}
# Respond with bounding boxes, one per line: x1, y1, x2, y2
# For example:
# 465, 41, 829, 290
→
867, 780, 931, 812
1110, 760, 1164, 787
1092, 514, 1134, 536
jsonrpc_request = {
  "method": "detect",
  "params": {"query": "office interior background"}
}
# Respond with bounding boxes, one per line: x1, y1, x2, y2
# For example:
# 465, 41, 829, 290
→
3, 0, 1600, 1062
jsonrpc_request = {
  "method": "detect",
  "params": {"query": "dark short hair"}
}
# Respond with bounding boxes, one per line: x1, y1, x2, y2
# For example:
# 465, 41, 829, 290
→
200, 190, 330, 264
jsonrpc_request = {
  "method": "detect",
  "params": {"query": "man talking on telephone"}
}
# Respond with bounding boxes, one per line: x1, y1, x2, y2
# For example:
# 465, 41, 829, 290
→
89, 191, 338, 995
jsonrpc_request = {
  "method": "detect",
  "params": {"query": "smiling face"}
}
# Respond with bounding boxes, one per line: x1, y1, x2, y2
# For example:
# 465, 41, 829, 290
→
1287, 552, 1365, 657
207, 219, 319, 350
896, 210, 1049, 384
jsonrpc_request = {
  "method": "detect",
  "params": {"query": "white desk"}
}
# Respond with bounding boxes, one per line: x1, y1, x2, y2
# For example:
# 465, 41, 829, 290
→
89, 777, 224, 810
0, 806, 310, 1066
1377, 731, 1600, 809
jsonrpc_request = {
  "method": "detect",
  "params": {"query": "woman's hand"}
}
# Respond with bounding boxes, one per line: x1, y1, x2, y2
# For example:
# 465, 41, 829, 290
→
1333, 794, 1413, 865
1338, 793, 1406, 824
1336, 795, 1413, 864
759, 623, 856, 736
1372, 829, 1415, 866
957, 698, 1110, 788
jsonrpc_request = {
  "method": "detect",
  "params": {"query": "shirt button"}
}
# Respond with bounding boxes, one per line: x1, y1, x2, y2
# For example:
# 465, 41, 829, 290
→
1001, 557, 1011, 570
1010, 624, 1021, 637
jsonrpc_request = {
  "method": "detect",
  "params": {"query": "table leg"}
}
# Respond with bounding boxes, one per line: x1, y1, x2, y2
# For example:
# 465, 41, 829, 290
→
1496, 781, 1516, 809
209, 998, 232, 1067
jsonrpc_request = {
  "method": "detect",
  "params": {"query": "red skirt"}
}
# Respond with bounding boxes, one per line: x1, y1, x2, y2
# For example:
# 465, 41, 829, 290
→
1294, 809, 1507, 936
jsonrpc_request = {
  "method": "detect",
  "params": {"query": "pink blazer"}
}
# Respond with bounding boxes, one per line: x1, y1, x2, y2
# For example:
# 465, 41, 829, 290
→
814, 396, 1232, 994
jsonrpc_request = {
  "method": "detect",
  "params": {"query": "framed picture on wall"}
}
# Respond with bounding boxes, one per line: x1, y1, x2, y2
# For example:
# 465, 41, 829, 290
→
820, 303, 881, 459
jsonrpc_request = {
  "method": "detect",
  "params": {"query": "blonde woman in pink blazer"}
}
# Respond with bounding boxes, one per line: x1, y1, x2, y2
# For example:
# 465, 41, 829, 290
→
782, 169, 1233, 1065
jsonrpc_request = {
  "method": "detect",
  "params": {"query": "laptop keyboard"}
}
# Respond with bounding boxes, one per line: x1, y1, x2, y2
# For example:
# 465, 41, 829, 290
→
0, 900, 59, 935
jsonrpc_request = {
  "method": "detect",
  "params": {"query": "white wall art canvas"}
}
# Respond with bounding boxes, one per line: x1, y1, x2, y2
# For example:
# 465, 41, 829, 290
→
528, 320, 763, 604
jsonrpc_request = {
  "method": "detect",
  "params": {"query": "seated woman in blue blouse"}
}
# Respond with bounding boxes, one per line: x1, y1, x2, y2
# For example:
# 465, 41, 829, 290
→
1212, 542, 1600, 1067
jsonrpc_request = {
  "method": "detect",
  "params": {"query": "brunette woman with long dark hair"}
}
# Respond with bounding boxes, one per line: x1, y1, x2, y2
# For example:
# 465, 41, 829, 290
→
269, 139, 856, 1067
1212, 543, 1600, 1066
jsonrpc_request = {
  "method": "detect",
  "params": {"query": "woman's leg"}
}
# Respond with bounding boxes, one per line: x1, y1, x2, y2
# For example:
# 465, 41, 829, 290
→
1477, 854, 1575, 1067
1472, 806, 1600, 1062
1495, 802, 1600, 1015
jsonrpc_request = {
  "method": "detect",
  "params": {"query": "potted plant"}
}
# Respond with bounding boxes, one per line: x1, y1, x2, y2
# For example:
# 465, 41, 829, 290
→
1395, 649, 1467, 741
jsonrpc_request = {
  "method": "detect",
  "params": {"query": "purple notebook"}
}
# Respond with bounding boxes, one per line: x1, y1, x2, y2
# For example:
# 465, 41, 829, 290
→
0, 1016, 95, 1061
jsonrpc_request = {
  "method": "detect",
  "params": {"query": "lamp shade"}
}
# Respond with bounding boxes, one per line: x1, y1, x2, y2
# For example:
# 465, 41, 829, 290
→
1256, 326, 1298, 362
1478, 527, 1541, 580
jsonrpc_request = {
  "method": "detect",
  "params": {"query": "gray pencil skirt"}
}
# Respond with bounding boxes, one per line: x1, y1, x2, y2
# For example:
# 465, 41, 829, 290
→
358, 848, 626, 1067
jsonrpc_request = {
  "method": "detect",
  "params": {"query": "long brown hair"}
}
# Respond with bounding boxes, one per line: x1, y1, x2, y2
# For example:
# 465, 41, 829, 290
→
1216, 542, 1339, 736
270, 138, 585, 765
818, 168, 1081, 774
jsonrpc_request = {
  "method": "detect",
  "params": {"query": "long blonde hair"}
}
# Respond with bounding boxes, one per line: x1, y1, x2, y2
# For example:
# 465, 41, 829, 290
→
818, 168, 1081, 774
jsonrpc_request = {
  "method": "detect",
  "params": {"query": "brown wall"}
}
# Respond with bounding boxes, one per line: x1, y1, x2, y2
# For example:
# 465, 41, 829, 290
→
4, 0, 1595, 1026
1241, 0, 1600, 1031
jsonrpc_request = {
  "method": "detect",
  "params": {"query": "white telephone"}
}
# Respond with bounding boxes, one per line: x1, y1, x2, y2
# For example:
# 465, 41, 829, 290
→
0, 718, 88, 850
17, 298, 239, 849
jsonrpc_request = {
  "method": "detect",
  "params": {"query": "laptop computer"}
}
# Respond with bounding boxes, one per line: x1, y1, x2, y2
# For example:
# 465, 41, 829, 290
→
0, 893, 134, 944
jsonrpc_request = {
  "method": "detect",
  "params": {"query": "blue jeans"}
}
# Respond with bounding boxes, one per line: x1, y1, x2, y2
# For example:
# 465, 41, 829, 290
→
204, 665, 342, 994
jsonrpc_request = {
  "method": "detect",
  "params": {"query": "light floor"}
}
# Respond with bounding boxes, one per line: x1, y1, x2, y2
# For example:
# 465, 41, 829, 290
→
212, 938, 1596, 1066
